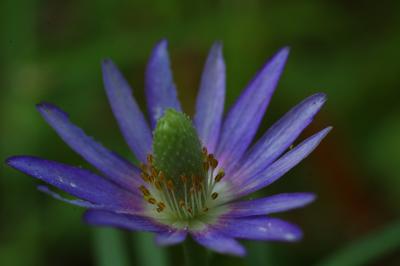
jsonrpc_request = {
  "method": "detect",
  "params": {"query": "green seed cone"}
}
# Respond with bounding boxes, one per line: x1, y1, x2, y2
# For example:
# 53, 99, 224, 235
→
152, 109, 204, 189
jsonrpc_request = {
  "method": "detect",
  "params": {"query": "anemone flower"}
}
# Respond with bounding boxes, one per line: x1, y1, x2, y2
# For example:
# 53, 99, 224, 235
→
6, 40, 330, 257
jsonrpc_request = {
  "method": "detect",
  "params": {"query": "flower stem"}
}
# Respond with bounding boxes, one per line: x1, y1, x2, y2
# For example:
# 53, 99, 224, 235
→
183, 238, 209, 266
134, 232, 168, 266
93, 228, 130, 266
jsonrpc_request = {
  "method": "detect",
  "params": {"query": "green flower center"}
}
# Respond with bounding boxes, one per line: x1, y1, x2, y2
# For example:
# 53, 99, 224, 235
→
138, 109, 226, 228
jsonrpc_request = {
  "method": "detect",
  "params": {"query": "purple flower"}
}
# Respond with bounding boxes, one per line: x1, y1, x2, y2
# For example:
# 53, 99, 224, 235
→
6, 40, 330, 257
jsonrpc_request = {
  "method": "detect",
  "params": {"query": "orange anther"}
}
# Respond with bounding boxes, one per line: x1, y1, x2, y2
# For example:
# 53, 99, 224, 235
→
167, 180, 174, 190
215, 170, 225, 182
180, 175, 188, 183
158, 171, 165, 181
147, 197, 157, 204
146, 154, 153, 164
139, 162, 147, 172
139, 185, 150, 197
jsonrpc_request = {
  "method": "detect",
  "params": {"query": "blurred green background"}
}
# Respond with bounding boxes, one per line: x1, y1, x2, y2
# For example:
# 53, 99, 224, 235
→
1, 0, 400, 265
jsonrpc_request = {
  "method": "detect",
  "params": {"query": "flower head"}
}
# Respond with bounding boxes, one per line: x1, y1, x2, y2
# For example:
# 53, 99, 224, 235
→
6, 40, 330, 256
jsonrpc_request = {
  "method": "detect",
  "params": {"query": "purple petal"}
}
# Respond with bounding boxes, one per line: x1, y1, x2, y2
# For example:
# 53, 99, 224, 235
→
102, 59, 152, 162
6, 156, 142, 213
194, 42, 226, 152
155, 230, 187, 246
232, 93, 326, 181
38, 185, 102, 209
37, 185, 142, 214
215, 217, 302, 242
145, 39, 181, 127
84, 210, 166, 232
216, 48, 289, 171
224, 193, 316, 217
235, 127, 332, 197
36, 103, 143, 193
191, 229, 246, 257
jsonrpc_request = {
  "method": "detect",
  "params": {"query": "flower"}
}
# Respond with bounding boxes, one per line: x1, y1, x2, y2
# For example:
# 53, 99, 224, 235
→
6, 40, 330, 256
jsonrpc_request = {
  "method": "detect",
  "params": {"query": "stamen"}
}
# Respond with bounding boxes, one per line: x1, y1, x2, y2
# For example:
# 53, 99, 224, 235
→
214, 170, 225, 182
158, 171, 165, 182
170, 189, 183, 218
208, 154, 218, 169
139, 185, 151, 197
190, 187, 196, 213
157, 202, 166, 210
167, 180, 174, 190
139, 148, 226, 221
140, 172, 149, 182
151, 167, 158, 179
147, 197, 157, 204
203, 161, 209, 171
147, 154, 153, 164
139, 162, 147, 172
211, 192, 218, 200
154, 180, 162, 191
180, 175, 188, 183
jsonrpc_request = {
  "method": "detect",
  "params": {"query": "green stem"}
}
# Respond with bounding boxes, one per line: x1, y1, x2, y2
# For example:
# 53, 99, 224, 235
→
183, 238, 209, 266
133, 232, 168, 266
93, 229, 130, 266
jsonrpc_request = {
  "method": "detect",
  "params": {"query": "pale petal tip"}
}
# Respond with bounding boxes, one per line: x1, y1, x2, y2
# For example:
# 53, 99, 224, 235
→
36, 101, 54, 111
5, 155, 18, 167
5, 156, 34, 171
36, 102, 69, 119
154, 38, 168, 52
279, 222, 304, 242
233, 245, 247, 257
155, 230, 188, 246
260, 46, 290, 75
322, 126, 333, 135
276, 46, 290, 59
302, 193, 317, 205
211, 41, 223, 53
311, 127, 332, 145
101, 58, 119, 82
147, 39, 170, 69
101, 58, 115, 69
285, 230, 303, 242
312, 92, 328, 103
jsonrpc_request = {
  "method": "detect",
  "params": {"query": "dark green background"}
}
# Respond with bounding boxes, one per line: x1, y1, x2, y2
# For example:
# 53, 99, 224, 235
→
1, 0, 400, 265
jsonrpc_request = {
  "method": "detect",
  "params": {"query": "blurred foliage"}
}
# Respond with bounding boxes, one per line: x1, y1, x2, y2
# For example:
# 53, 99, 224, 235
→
318, 221, 400, 266
1, 0, 400, 265
93, 229, 130, 266
133, 233, 168, 266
